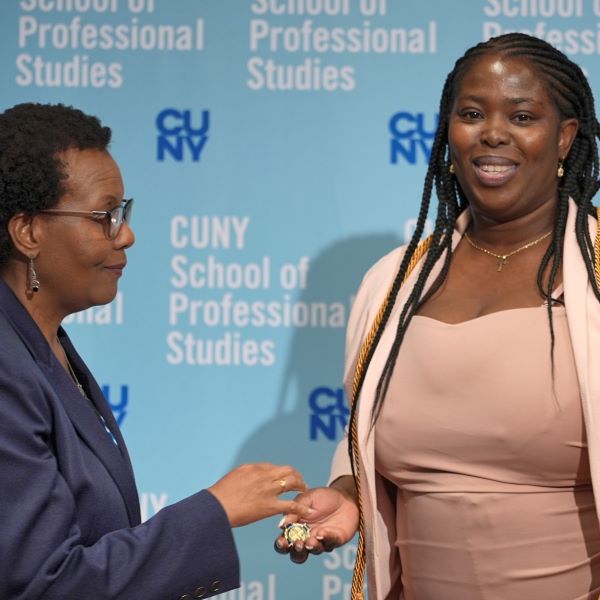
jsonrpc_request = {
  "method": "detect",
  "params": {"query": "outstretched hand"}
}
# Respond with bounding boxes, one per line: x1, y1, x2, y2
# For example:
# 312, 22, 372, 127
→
274, 482, 359, 564
208, 462, 310, 527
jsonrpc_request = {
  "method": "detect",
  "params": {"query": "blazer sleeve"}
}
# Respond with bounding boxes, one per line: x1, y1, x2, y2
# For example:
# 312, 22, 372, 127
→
0, 361, 239, 600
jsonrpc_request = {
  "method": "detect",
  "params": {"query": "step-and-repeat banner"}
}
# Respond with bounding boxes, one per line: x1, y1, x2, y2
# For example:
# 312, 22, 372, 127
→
1, 1, 599, 598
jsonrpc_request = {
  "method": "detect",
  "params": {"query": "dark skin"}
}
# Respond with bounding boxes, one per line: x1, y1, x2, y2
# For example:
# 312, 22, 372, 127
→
275, 53, 579, 563
274, 476, 358, 562
421, 53, 577, 323
3, 148, 134, 374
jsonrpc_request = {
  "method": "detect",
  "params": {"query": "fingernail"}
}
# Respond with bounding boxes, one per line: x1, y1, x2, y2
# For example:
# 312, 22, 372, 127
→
305, 544, 314, 550
278, 517, 286, 528
294, 543, 303, 552
275, 539, 284, 549
316, 535, 324, 541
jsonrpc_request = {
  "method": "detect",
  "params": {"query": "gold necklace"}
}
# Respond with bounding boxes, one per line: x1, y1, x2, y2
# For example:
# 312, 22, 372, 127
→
64, 353, 88, 398
463, 229, 552, 272
57, 340, 119, 446
57, 340, 88, 398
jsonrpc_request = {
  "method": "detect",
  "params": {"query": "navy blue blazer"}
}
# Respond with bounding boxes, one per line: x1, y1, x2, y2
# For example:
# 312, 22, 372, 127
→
0, 281, 239, 600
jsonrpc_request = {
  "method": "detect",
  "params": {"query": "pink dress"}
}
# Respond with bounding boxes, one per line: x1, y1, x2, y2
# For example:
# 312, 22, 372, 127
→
375, 304, 600, 599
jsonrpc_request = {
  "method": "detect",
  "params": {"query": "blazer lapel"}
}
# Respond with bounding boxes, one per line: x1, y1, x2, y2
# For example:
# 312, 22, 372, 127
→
563, 199, 600, 515
58, 330, 141, 525
0, 281, 141, 526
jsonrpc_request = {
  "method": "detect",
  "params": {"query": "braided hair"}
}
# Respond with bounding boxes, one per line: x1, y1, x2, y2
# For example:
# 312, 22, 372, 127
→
349, 33, 600, 473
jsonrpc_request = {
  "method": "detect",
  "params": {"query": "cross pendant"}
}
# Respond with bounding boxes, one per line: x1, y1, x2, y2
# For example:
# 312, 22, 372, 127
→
497, 256, 508, 272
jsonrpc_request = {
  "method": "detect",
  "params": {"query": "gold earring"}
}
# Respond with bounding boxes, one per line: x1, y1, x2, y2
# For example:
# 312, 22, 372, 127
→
449, 163, 455, 174
557, 159, 565, 178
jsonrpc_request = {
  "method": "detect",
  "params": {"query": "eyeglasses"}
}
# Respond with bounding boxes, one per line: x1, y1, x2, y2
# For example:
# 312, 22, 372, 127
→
39, 198, 134, 240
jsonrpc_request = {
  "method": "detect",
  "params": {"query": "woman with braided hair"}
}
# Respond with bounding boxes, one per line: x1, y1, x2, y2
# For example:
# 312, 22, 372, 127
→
275, 32, 600, 599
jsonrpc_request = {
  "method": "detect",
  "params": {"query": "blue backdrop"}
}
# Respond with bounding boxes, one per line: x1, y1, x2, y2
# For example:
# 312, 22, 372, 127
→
2, 1, 600, 598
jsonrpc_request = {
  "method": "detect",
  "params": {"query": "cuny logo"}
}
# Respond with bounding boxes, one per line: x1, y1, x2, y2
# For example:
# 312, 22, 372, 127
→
309, 386, 349, 441
156, 108, 210, 162
389, 111, 439, 165
102, 384, 129, 426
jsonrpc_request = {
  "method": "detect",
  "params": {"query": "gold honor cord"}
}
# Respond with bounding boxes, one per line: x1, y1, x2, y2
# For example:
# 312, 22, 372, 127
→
350, 211, 600, 599
349, 235, 433, 600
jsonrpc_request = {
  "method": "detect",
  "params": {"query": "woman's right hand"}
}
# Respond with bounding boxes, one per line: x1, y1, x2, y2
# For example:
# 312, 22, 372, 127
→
274, 476, 359, 563
208, 462, 310, 527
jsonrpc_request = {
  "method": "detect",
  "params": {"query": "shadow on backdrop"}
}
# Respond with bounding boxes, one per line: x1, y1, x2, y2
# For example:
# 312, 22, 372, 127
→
228, 231, 402, 587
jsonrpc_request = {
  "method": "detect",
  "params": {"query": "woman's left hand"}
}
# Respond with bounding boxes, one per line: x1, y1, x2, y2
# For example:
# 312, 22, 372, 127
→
274, 484, 359, 564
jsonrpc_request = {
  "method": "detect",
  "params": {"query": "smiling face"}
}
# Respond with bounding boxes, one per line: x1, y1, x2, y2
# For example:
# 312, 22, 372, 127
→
34, 148, 135, 317
448, 53, 578, 224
